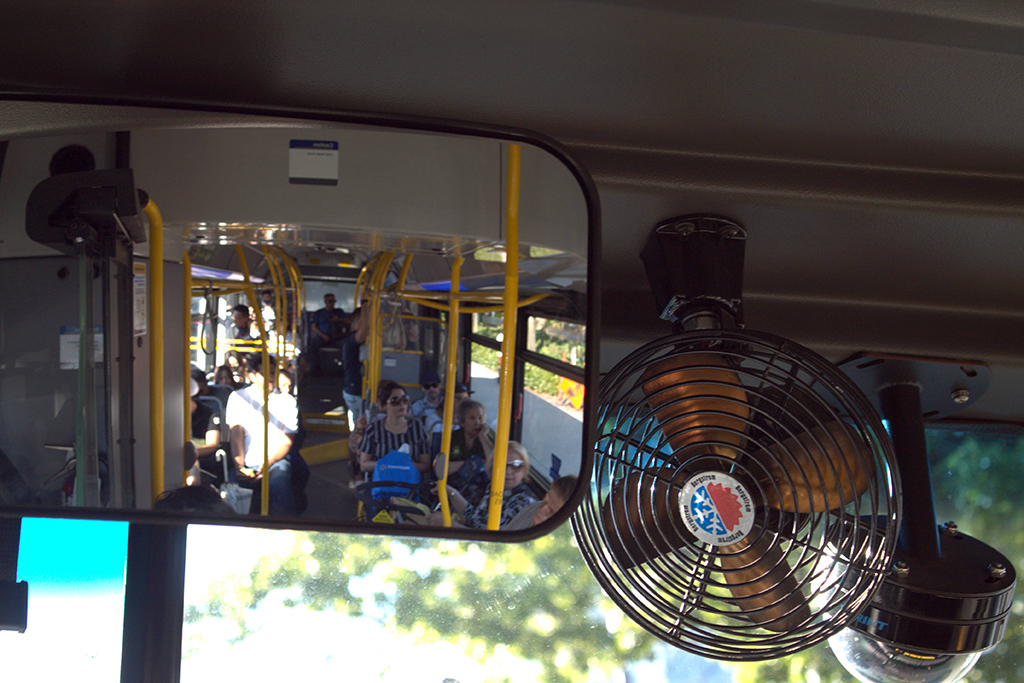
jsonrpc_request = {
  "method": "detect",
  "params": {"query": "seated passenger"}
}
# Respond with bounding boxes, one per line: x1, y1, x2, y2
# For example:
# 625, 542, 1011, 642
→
432, 398, 494, 505
340, 306, 366, 427
501, 475, 577, 530
185, 378, 225, 486
306, 292, 351, 375
226, 353, 301, 515
349, 378, 397, 484
438, 399, 493, 472
410, 370, 443, 421
424, 382, 471, 440
214, 364, 242, 390
356, 379, 431, 476
437, 441, 537, 529
191, 366, 213, 398
278, 368, 294, 396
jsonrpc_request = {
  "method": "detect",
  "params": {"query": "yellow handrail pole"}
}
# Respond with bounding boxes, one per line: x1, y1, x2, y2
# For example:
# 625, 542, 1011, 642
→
368, 254, 387, 405
183, 250, 193, 484
362, 254, 379, 403
438, 255, 464, 527
281, 251, 298, 365
260, 247, 279, 359
488, 144, 521, 530
367, 252, 395, 406
143, 200, 165, 504
351, 257, 376, 401
189, 280, 250, 297
235, 245, 272, 515
273, 247, 304, 365
276, 249, 299, 360
261, 246, 285, 362
400, 293, 549, 313
354, 259, 371, 306
396, 253, 413, 291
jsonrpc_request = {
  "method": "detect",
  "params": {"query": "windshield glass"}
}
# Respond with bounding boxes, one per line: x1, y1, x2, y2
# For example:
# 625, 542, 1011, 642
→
180, 426, 1024, 682
1, 518, 128, 683
6, 426, 1021, 682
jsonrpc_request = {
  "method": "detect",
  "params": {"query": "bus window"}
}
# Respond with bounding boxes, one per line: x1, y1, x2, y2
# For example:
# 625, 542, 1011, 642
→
520, 363, 583, 483
525, 316, 585, 368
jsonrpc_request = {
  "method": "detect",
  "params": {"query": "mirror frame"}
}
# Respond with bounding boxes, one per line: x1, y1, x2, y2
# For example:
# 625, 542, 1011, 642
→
0, 93, 601, 542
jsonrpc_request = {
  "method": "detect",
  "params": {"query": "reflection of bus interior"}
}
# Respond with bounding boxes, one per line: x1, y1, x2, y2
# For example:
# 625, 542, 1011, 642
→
0, 122, 589, 530
187, 243, 586, 524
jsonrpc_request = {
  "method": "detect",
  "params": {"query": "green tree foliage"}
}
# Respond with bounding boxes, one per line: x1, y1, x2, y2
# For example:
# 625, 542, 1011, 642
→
185, 429, 1024, 682
185, 524, 657, 682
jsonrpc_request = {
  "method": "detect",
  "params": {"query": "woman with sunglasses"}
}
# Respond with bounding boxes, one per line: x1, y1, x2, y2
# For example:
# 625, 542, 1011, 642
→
357, 379, 432, 476
436, 441, 537, 529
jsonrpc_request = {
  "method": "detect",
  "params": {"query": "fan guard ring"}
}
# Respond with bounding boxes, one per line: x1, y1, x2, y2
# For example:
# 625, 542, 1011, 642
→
573, 330, 901, 660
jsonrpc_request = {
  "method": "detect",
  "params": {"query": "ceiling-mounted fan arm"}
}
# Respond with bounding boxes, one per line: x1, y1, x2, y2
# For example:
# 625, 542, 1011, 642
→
877, 383, 941, 562
640, 215, 746, 331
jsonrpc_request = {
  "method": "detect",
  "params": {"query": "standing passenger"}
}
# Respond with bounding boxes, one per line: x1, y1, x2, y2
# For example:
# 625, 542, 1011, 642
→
306, 293, 349, 374
341, 306, 367, 428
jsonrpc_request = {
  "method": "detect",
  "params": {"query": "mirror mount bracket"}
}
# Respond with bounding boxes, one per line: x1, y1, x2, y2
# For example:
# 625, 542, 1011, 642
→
26, 169, 146, 259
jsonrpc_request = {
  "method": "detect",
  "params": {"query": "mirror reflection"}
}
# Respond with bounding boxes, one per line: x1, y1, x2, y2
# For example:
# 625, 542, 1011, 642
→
0, 107, 591, 536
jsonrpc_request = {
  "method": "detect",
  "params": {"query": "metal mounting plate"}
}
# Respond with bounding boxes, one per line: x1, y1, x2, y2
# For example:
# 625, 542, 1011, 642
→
838, 353, 990, 421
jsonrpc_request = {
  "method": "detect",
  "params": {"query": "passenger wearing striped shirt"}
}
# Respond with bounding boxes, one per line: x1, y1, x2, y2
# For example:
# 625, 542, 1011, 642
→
357, 379, 432, 476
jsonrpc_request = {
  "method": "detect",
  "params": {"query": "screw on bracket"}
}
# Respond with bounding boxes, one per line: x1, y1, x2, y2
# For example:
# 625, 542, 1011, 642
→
988, 563, 1007, 580
951, 389, 971, 404
941, 521, 960, 537
892, 561, 910, 579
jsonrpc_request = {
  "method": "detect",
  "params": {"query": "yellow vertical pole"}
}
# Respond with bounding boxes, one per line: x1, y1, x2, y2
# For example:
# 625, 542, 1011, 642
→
143, 200, 165, 504
488, 144, 521, 530
397, 253, 413, 290
274, 247, 303, 361
437, 255, 464, 527
183, 250, 193, 484
235, 245, 272, 515
366, 252, 395, 406
261, 246, 285, 362
353, 258, 373, 401
354, 260, 370, 305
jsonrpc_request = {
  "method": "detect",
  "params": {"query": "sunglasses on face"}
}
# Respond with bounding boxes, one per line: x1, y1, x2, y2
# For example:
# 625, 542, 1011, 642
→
387, 396, 409, 405
506, 460, 526, 470
422, 382, 439, 389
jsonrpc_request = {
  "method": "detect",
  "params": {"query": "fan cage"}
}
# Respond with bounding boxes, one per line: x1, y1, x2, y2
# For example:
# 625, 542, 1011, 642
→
572, 330, 901, 661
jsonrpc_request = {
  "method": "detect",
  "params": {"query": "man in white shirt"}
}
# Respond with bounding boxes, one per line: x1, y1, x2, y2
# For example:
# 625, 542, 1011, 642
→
226, 354, 300, 514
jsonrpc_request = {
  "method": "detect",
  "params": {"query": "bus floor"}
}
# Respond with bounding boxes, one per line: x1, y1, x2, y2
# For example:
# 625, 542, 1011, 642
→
299, 430, 361, 521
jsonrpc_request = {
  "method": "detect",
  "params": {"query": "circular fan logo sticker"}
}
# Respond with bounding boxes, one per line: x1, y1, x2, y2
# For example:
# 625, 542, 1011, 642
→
680, 472, 754, 546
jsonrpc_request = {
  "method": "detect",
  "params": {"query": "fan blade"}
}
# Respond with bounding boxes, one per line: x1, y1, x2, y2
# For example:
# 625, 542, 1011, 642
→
719, 531, 811, 632
756, 421, 874, 513
641, 353, 750, 457
602, 467, 695, 570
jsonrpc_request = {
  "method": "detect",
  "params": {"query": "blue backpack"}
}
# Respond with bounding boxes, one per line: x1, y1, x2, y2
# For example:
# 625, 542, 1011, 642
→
371, 449, 421, 501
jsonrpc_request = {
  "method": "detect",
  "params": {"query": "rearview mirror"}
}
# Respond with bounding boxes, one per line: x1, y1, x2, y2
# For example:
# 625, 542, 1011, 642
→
0, 99, 597, 540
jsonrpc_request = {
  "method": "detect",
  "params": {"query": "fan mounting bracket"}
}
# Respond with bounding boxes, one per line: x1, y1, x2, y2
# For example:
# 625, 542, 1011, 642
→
641, 215, 746, 330
837, 353, 990, 421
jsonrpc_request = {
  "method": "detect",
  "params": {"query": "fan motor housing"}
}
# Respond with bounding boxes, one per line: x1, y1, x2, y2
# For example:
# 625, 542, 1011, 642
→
849, 524, 1015, 654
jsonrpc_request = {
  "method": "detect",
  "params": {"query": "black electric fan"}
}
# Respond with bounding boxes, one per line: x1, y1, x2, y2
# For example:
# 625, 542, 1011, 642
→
573, 216, 902, 660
